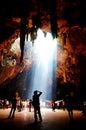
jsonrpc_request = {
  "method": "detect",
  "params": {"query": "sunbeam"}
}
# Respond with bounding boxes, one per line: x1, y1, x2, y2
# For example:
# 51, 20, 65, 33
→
26, 29, 58, 100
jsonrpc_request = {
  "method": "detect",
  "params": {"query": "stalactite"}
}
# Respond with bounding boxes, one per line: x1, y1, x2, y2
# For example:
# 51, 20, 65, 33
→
49, 0, 58, 39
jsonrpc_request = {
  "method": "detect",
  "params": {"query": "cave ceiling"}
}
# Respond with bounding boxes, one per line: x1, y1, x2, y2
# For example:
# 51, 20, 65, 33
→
0, 0, 86, 98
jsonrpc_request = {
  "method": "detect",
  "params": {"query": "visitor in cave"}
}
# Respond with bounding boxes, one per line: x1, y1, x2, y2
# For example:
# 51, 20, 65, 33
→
65, 91, 74, 120
32, 90, 42, 123
8, 95, 17, 118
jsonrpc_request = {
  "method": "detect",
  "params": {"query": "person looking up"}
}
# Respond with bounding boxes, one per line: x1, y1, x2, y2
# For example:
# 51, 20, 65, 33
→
32, 90, 42, 123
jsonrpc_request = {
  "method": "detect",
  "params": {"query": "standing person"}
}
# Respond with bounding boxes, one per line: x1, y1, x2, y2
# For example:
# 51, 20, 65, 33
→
65, 91, 74, 120
32, 90, 42, 123
51, 100, 56, 111
29, 99, 32, 112
8, 95, 17, 118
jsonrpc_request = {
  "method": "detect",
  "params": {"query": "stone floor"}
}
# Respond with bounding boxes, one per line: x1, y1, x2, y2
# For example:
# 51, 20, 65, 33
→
0, 108, 86, 130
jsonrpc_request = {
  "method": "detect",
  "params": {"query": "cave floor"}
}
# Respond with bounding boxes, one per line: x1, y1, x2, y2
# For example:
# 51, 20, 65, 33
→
0, 108, 86, 130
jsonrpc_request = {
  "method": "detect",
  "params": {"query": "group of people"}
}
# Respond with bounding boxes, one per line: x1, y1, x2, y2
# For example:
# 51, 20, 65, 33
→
8, 90, 74, 122
8, 90, 43, 123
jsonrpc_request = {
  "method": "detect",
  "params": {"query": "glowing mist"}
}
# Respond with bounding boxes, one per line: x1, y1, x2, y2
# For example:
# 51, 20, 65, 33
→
27, 29, 57, 100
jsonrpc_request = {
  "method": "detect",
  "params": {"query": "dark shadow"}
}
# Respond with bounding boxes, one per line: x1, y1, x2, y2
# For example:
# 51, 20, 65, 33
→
26, 121, 42, 130
68, 118, 86, 130
0, 117, 15, 120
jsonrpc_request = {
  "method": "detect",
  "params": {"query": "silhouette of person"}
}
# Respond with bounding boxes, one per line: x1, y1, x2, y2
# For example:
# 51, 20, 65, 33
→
8, 95, 17, 118
51, 100, 56, 111
29, 99, 32, 112
65, 91, 74, 120
32, 90, 42, 123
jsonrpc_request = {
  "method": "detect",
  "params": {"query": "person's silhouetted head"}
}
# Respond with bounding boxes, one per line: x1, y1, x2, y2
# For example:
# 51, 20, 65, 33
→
34, 90, 37, 95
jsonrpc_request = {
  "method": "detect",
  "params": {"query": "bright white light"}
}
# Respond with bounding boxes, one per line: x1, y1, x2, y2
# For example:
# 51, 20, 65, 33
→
27, 29, 57, 100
